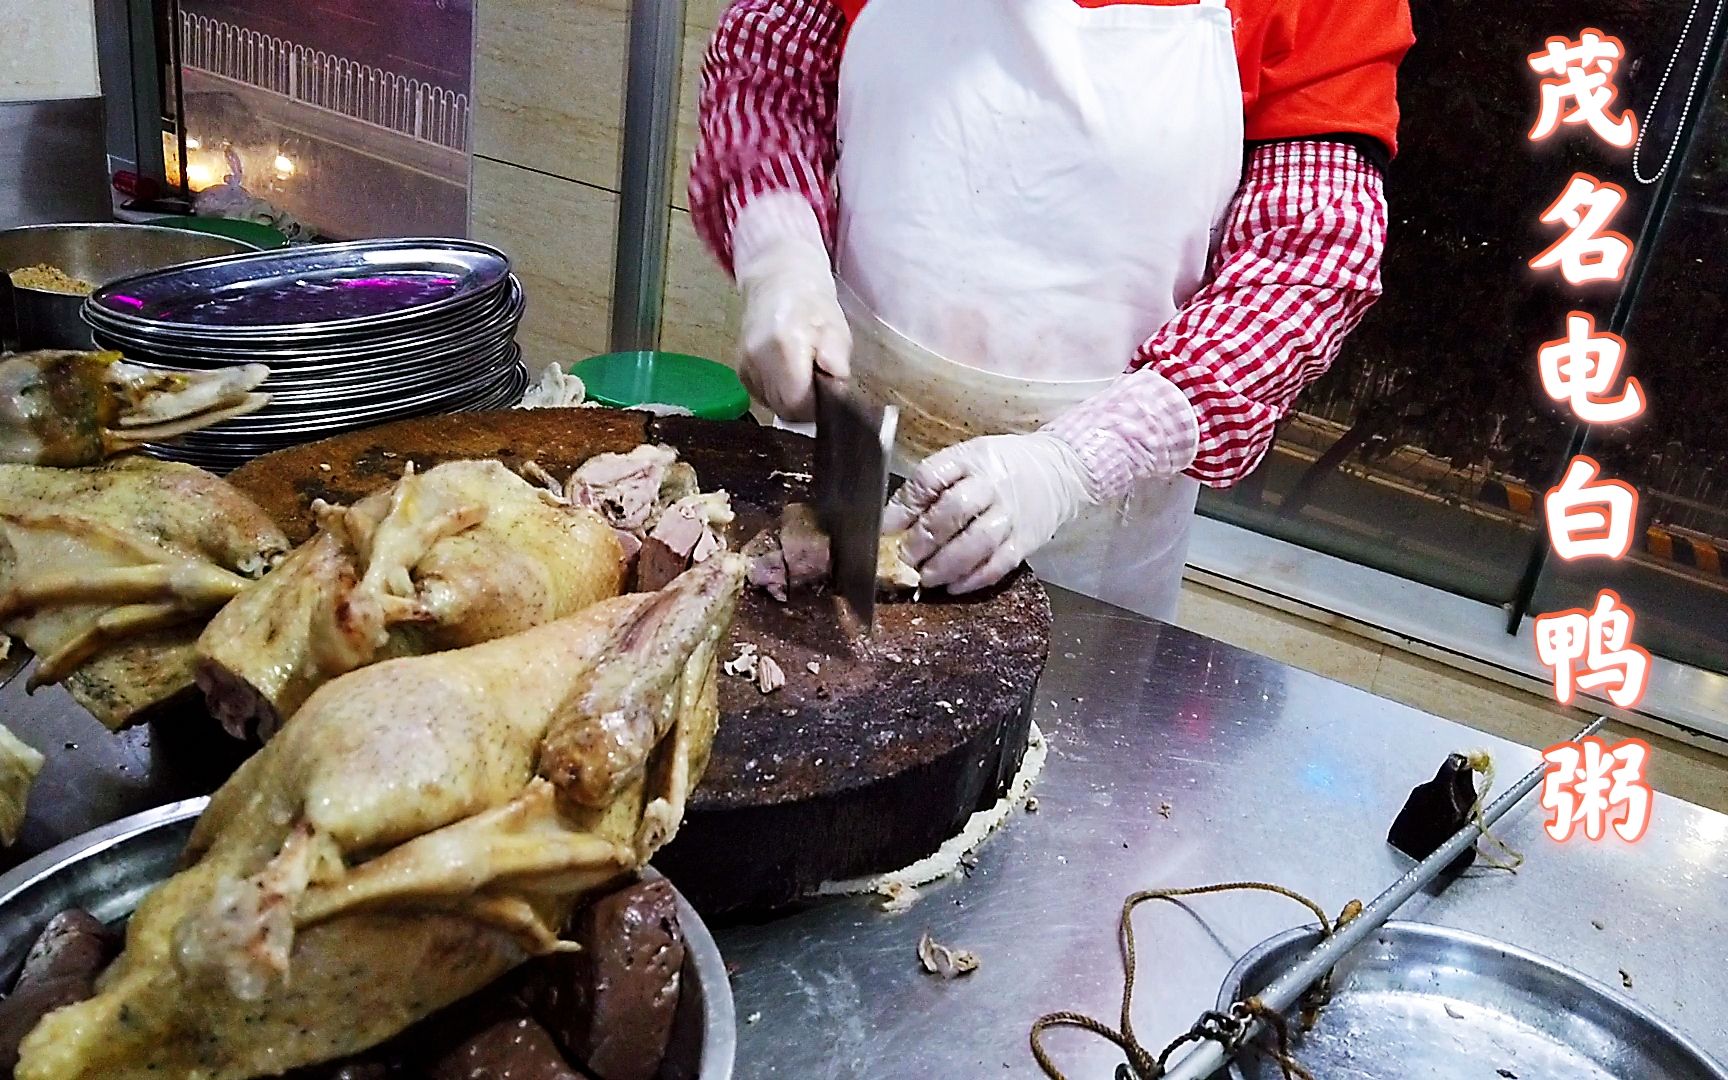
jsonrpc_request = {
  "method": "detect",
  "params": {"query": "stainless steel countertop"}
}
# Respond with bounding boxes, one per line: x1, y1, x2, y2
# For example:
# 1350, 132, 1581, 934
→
715, 590, 1728, 1078
3, 588, 1724, 1077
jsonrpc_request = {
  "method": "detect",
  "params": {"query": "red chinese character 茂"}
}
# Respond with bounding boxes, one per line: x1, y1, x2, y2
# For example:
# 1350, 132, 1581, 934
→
1537, 312, 1645, 424
1545, 455, 1639, 561
1527, 29, 1638, 147
1533, 590, 1651, 708
1530, 174, 1633, 285
1540, 736, 1653, 842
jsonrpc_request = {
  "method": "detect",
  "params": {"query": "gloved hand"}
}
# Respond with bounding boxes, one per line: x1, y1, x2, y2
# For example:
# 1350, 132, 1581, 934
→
731, 192, 851, 422
882, 432, 1099, 593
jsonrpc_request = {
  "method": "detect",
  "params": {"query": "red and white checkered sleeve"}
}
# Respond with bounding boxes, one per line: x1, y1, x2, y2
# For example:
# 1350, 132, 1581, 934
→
1047, 141, 1388, 496
688, 0, 846, 276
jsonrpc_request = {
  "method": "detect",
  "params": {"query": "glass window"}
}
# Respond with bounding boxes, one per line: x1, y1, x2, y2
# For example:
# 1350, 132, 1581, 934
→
164, 0, 472, 239
1532, 42, 1728, 676
1199, 2, 1711, 629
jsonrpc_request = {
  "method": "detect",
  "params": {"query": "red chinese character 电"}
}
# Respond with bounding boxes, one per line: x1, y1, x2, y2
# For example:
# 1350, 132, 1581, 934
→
1540, 736, 1652, 842
1533, 590, 1651, 708
1538, 312, 1646, 423
1530, 174, 1633, 285
1527, 29, 1638, 147
1545, 455, 1639, 561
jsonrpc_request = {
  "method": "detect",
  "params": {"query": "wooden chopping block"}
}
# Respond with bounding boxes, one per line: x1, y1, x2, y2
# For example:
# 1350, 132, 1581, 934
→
225, 410, 1052, 916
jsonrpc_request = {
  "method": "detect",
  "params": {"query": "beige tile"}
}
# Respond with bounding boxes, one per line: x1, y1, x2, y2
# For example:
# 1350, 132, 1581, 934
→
471, 158, 615, 373
661, 207, 740, 364
1175, 581, 1385, 692
474, 0, 627, 191
1370, 650, 1728, 814
671, 0, 729, 211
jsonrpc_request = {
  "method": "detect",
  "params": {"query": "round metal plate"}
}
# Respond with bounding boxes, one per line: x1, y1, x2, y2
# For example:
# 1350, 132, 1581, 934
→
85, 239, 511, 335
1217, 921, 1727, 1080
0, 799, 735, 1080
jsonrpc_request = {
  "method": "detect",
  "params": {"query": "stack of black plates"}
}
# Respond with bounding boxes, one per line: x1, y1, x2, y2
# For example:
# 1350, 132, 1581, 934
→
83, 238, 530, 472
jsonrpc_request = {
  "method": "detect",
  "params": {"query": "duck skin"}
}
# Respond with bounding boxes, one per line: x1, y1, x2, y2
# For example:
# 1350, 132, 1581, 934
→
16, 555, 745, 1080
196, 459, 628, 740
0, 456, 288, 728
1, 350, 268, 467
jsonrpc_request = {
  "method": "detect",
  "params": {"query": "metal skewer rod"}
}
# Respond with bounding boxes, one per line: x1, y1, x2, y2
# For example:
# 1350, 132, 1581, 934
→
1161, 716, 1608, 1080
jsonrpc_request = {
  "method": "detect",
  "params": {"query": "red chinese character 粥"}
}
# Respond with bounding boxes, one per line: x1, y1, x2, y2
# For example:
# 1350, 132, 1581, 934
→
1540, 736, 1652, 842
1527, 29, 1638, 147
1533, 590, 1651, 708
1530, 174, 1633, 285
1538, 312, 1646, 424
1545, 455, 1639, 561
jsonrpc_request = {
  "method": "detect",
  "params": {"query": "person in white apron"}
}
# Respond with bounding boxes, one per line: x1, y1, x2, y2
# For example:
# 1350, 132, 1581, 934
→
701, 0, 1410, 621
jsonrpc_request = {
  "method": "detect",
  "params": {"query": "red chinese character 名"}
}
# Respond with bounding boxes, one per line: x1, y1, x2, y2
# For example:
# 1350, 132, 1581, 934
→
1527, 29, 1638, 147
1540, 736, 1652, 842
1533, 590, 1651, 708
1538, 312, 1646, 423
1530, 174, 1633, 285
1545, 455, 1639, 561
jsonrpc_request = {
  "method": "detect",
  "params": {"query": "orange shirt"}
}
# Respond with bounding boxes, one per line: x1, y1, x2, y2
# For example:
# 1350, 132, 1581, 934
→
833, 0, 1414, 156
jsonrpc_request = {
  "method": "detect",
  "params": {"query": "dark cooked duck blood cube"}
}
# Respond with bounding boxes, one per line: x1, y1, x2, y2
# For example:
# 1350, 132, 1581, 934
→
427, 1014, 582, 1080
520, 879, 685, 1080
0, 910, 119, 1073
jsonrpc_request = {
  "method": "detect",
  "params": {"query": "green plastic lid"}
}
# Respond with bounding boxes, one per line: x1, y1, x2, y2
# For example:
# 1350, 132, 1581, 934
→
572, 351, 751, 421
146, 216, 290, 249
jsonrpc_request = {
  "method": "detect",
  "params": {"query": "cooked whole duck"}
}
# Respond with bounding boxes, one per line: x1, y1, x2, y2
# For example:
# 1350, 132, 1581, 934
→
16, 555, 745, 1080
0, 350, 269, 467
0, 456, 289, 728
196, 459, 629, 741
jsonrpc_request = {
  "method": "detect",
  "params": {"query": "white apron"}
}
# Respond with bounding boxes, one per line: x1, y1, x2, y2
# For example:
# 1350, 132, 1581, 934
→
827, 0, 1244, 621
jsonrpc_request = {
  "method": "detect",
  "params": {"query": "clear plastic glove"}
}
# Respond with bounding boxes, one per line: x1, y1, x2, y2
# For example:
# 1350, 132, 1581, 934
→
732, 193, 851, 422
882, 432, 1099, 593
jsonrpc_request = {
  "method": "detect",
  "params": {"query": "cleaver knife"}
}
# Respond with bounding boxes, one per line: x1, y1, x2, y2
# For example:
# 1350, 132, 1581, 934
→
813, 373, 898, 633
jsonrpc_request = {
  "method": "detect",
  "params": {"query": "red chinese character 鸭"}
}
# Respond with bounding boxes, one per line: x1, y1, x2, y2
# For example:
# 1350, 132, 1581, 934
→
1537, 312, 1645, 424
1527, 29, 1637, 148
1530, 174, 1633, 285
1545, 455, 1639, 561
1540, 736, 1652, 842
1533, 590, 1651, 708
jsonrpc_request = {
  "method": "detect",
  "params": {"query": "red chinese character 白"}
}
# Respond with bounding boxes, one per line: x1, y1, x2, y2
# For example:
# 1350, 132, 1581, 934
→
1537, 312, 1645, 424
1530, 174, 1633, 285
1540, 736, 1652, 842
1533, 590, 1651, 708
1527, 29, 1637, 147
1545, 455, 1639, 561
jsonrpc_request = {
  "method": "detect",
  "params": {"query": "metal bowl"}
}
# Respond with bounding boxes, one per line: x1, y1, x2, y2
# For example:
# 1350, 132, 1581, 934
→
1217, 920, 1727, 1080
0, 798, 736, 1080
0, 222, 258, 350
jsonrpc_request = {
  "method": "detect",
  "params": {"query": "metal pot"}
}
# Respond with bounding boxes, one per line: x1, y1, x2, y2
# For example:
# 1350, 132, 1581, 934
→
0, 222, 258, 350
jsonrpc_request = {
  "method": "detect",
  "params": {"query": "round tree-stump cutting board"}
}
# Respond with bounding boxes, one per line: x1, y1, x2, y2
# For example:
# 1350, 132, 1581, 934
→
225, 409, 1052, 915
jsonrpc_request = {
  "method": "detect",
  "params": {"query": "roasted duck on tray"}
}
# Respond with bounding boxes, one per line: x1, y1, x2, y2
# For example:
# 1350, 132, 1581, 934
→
15, 555, 745, 1080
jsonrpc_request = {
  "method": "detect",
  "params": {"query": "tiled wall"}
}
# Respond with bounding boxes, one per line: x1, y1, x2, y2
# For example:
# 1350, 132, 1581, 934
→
468, 0, 740, 374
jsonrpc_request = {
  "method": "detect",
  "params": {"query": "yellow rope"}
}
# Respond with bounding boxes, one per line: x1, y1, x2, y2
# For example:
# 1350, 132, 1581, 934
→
1466, 750, 1526, 872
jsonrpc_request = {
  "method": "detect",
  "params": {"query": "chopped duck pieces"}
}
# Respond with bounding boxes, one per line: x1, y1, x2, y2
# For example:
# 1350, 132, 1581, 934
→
638, 492, 734, 592
754, 655, 785, 695
567, 445, 680, 533
741, 502, 923, 602
1, 350, 269, 467
917, 933, 980, 978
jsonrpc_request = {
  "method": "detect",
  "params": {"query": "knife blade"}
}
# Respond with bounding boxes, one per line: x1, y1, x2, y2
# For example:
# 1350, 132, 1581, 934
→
813, 374, 898, 634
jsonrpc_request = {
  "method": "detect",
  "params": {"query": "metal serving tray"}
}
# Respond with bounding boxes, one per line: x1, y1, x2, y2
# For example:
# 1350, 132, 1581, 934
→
85, 239, 512, 335
0, 799, 735, 1080
1218, 921, 1727, 1080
